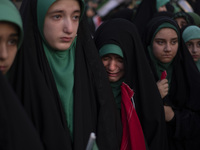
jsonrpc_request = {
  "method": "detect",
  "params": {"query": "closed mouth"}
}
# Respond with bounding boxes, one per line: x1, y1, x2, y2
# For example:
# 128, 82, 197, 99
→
60, 37, 72, 42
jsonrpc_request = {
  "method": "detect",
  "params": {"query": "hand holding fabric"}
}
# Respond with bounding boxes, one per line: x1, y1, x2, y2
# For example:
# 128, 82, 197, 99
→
157, 79, 169, 98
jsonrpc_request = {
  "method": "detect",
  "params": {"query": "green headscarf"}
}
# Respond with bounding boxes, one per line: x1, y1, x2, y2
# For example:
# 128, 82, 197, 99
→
156, 0, 169, 10
99, 44, 124, 109
0, 0, 23, 49
37, 0, 85, 139
99, 44, 123, 58
187, 12, 200, 26
182, 25, 200, 70
182, 25, 200, 43
148, 23, 179, 86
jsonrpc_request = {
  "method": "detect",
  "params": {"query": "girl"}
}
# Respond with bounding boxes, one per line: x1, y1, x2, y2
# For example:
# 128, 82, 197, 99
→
9, 0, 120, 149
0, 0, 44, 149
144, 16, 200, 150
94, 18, 168, 150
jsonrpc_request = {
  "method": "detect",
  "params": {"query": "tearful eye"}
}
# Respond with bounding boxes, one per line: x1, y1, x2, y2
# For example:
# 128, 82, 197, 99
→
117, 58, 123, 63
101, 56, 109, 61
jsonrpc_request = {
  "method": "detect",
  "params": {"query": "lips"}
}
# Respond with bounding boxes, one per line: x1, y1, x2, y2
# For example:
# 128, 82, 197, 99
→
108, 72, 119, 77
162, 55, 171, 57
192, 55, 199, 58
60, 37, 72, 42
0, 66, 6, 72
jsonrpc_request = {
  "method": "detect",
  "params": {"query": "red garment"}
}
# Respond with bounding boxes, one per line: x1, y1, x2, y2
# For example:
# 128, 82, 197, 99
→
120, 82, 146, 150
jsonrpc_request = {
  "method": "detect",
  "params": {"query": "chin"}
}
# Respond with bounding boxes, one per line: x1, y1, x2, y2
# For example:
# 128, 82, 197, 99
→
161, 58, 173, 63
54, 46, 70, 51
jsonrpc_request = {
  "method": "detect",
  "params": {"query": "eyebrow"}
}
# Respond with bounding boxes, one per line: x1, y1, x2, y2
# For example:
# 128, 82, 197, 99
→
0, 33, 18, 40
154, 37, 178, 40
47, 10, 64, 15
47, 9, 81, 15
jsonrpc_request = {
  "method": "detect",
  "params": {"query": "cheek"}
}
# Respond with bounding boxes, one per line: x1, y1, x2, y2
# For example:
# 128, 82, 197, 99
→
102, 60, 108, 67
119, 63, 124, 70
188, 47, 193, 53
43, 21, 56, 42
73, 22, 79, 35
8, 48, 17, 64
172, 45, 178, 56
152, 44, 162, 57
197, 47, 200, 53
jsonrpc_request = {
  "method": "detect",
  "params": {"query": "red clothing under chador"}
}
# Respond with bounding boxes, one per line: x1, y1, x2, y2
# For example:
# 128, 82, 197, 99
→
120, 82, 146, 150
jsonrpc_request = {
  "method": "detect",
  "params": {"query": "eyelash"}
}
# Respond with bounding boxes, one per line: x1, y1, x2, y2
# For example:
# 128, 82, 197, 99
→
52, 15, 61, 20
8, 39, 18, 46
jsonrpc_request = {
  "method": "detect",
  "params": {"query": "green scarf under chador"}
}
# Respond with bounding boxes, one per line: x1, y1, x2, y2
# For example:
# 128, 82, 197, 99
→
37, 0, 85, 139
43, 40, 76, 138
148, 46, 173, 85
110, 78, 124, 109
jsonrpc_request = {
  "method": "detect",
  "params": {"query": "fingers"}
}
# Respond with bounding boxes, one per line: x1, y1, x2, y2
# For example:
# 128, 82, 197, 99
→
157, 79, 169, 98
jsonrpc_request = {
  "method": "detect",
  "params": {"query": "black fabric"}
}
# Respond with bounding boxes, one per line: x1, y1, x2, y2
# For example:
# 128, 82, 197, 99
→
94, 18, 169, 150
144, 16, 200, 150
153, 11, 174, 19
132, 0, 157, 38
8, 0, 121, 149
110, 8, 135, 22
173, 11, 195, 26
0, 72, 44, 150
187, 0, 200, 16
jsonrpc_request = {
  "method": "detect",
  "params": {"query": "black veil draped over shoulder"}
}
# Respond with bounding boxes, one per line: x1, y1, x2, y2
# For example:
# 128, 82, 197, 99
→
94, 18, 169, 150
144, 16, 200, 150
8, 0, 121, 149
0, 72, 44, 150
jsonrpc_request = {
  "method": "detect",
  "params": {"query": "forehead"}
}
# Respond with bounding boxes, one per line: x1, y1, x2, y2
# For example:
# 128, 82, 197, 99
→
47, 0, 80, 13
175, 17, 187, 22
0, 22, 18, 33
155, 28, 178, 38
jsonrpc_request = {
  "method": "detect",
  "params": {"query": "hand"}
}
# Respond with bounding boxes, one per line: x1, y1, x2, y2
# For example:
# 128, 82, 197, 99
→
157, 79, 169, 98
164, 105, 174, 122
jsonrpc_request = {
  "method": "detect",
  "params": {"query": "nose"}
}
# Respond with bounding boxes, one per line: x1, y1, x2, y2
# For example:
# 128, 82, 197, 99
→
0, 43, 8, 60
63, 18, 73, 34
164, 43, 172, 52
108, 60, 117, 71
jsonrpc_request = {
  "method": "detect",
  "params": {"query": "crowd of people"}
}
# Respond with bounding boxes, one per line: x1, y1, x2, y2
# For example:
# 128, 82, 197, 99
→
1, 0, 200, 150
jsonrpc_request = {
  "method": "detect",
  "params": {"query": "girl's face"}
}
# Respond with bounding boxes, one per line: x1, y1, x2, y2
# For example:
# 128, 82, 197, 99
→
43, 0, 81, 50
186, 39, 200, 62
0, 22, 18, 75
152, 28, 178, 63
175, 17, 187, 29
101, 54, 124, 82
158, 5, 167, 12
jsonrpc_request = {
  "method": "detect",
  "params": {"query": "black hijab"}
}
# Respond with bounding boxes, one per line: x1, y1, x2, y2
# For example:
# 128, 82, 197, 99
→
8, 0, 120, 149
132, 0, 157, 37
0, 72, 44, 150
94, 18, 169, 150
144, 16, 200, 150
